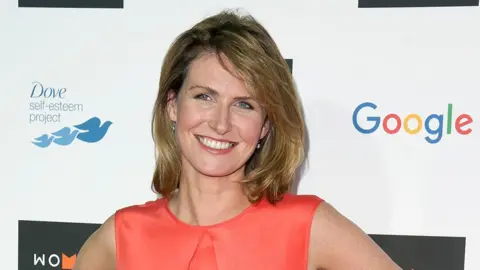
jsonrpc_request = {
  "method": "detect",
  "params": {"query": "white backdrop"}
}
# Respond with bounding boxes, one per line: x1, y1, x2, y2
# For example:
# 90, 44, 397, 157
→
1, 0, 479, 269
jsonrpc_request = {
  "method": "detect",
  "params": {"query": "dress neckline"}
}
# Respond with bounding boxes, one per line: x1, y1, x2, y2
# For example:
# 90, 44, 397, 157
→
161, 196, 264, 229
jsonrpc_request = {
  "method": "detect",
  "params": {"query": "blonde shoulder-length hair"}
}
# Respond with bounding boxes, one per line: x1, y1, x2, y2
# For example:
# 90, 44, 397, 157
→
151, 9, 306, 204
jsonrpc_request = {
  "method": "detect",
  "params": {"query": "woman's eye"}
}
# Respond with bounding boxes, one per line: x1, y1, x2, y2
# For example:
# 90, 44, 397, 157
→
237, 101, 253, 110
194, 93, 210, 100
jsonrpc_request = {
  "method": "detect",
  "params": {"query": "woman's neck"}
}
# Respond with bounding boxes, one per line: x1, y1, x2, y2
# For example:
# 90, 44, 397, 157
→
168, 172, 251, 226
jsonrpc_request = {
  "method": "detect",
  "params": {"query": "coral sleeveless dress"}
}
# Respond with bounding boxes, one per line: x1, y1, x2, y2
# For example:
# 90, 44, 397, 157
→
114, 193, 323, 270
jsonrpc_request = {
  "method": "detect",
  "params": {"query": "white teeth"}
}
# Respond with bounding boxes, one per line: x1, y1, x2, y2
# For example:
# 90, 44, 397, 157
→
198, 136, 234, 150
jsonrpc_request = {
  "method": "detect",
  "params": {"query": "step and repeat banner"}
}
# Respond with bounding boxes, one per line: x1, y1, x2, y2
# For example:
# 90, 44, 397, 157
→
2, 0, 479, 269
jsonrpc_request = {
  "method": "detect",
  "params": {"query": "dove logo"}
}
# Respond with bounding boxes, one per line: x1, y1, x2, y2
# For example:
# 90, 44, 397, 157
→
32, 116, 113, 148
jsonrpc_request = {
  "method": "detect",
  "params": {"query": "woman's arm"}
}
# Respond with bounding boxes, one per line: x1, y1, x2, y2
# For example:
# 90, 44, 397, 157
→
309, 202, 401, 270
73, 215, 117, 270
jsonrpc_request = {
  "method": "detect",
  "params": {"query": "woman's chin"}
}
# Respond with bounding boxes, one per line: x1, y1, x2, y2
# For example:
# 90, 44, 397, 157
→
195, 164, 242, 178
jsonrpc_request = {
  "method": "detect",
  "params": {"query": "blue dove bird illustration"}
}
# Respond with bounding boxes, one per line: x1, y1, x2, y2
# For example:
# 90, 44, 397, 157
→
74, 117, 113, 143
32, 134, 54, 148
51, 127, 80, 146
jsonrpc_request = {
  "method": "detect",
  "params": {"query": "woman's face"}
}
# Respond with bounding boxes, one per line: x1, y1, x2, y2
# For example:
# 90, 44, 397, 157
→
168, 53, 269, 178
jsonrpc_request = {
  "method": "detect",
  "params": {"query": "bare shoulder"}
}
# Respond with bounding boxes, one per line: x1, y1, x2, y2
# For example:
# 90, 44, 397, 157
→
73, 214, 117, 270
308, 202, 401, 270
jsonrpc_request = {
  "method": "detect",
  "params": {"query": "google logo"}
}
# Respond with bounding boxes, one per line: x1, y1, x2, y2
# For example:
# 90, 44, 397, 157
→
352, 102, 473, 144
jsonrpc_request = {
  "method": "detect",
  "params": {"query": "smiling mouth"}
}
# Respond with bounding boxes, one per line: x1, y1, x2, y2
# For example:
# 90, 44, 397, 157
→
196, 135, 237, 150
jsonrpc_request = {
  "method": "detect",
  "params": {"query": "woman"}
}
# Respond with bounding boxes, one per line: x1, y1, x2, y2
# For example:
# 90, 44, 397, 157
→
74, 10, 401, 270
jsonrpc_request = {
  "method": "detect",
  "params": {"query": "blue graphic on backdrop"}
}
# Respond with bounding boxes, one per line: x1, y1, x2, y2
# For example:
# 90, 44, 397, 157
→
32, 117, 112, 148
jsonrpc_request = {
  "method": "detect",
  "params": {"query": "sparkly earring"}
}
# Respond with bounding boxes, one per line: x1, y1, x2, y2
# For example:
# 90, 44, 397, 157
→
172, 122, 176, 132
256, 142, 261, 149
